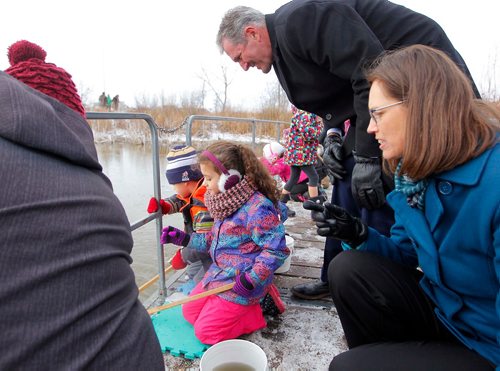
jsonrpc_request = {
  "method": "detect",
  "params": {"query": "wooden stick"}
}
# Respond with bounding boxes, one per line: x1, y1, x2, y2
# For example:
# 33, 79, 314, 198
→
138, 264, 175, 293
148, 282, 235, 315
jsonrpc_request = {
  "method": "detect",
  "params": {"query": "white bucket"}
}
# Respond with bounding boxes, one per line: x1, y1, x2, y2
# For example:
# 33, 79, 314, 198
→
199, 339, 268, 371
275, 235, 294, 274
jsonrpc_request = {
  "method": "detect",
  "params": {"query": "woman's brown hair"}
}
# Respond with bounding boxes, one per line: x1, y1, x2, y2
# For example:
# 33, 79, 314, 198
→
366, 44, 499, 179
198, 141, 280, 204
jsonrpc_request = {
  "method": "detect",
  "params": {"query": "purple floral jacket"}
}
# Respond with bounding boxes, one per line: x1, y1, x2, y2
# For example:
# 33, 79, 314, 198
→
189, 191, 289, 305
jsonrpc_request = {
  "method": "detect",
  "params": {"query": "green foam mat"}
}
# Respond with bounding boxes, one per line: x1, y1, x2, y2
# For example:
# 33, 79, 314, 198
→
151, 305, 210, 359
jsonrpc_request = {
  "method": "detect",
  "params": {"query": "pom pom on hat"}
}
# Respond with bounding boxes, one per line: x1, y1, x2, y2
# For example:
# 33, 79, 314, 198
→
5, 40, 86, 117
165, 146, 203, 184
263, 142, 285, 164
8, 41, 47, 65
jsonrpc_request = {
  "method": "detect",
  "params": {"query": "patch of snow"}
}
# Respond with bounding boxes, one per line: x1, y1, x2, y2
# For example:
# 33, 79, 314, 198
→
292, 246, 324, 264
244, 306, 347, 370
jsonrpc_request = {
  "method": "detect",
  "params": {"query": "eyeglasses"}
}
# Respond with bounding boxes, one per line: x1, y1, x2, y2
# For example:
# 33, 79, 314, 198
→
369, 101, 405, 125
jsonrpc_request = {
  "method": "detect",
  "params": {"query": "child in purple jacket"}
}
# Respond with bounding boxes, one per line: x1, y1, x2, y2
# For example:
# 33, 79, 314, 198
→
161, 141, 290, 344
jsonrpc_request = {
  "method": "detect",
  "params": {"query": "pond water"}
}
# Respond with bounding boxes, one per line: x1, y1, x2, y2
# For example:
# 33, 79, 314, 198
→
95, 142, 185, 300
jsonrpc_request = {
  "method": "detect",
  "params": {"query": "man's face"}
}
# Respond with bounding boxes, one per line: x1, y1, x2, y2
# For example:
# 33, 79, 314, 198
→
222, 27, 273, 74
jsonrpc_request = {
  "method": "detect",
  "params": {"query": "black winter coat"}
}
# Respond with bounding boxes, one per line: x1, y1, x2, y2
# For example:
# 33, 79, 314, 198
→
266, 0, 479, 158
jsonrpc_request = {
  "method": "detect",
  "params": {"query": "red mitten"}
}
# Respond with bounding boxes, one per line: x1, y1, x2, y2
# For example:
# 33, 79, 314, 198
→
159, 199, 171, 214
147, 197, 159, 213
171, 249, 187, 270
147, 198, 171, 214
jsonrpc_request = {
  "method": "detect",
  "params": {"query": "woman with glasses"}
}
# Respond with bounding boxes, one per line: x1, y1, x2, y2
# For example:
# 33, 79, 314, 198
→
305, 44, 499, 370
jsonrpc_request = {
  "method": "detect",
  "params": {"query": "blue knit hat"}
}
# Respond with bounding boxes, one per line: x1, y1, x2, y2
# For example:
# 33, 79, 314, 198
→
165, 145, 203, 184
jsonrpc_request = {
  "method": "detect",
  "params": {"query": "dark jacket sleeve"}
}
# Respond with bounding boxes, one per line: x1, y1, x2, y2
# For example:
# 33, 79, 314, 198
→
277, 2, 385, 157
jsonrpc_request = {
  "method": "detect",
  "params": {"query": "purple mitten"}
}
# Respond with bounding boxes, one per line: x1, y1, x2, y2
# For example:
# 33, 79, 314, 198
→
160, 226, 190, 247
233, 273, 255, 297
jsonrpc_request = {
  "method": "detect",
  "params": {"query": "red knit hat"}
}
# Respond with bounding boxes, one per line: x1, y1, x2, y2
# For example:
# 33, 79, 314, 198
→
5, 40, 86, 117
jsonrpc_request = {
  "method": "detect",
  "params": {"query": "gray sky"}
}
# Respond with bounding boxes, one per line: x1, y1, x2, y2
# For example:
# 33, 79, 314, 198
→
1, 0, 498, 110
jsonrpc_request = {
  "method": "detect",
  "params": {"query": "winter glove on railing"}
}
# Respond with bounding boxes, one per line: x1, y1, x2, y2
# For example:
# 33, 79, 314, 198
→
171, 248, 188, 270
322, 131, 346, 180
303, 200, 368, 248
351, 154, 385, 210
233, 273, 255, 298
147, 197, 171, 214
160, 226, 190, 247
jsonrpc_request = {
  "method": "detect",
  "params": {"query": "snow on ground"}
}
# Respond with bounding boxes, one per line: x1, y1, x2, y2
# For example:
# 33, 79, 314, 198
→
291, 243, 324, 265
245, 305, 347, 370
162, 303, 348, 371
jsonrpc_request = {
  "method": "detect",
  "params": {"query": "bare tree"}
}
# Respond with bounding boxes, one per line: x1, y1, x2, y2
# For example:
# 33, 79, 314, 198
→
197, 64, 233, 112
76, 81, 92, 108
259, 80, 291, 117
480, 50, 499, 102
134, 93, 158, 109
187, 80, 207, 109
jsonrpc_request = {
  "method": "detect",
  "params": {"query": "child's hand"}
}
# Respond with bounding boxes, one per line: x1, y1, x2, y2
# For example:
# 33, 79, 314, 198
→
147, 197, 171, 214
233, 273, 255, 297
161, 226, 190, 247
171, 249, 187, 270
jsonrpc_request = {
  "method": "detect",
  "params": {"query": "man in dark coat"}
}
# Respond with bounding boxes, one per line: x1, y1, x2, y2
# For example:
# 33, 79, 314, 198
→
0, 68, 163, 368
217, 0, 479, 299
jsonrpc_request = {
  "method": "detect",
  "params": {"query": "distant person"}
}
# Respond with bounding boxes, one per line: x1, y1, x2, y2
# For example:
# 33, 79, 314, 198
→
281, 105, 325, 210
112, 94, 120, 111
1, 40, 163, 369
217, 0, 480, 300
147, 145, 213, 291
305, 45, 499, 370
106, 94, 112, 110
99, 91, 107, 108
177, 141, 289, 344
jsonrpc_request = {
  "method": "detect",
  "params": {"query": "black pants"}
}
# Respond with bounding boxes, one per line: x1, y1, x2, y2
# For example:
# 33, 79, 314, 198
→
321, 155, 394, 282
327, 250, 494, 371
284, 164, 320, 191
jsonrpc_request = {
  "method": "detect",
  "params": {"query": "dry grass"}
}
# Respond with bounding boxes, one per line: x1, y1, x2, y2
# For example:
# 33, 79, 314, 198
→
87, 105, 291, 144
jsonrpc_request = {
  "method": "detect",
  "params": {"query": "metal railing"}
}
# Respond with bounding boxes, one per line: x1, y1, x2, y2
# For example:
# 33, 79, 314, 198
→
87, 112, 288, 305
87, 112, 167, 302
184, 115, 288, 147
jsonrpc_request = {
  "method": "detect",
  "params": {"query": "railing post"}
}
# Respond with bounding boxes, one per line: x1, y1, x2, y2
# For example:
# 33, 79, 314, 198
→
86, 112, 166, 303
185, 116, 194, 146
146, 116, 166, 301
251, 120, 257, 149
276, 122, 282, 143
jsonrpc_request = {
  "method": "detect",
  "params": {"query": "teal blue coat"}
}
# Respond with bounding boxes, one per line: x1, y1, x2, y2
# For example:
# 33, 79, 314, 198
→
360, 142, 500, 368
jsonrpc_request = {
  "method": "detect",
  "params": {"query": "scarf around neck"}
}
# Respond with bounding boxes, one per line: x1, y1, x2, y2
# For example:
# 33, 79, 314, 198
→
205, 176, 257, 220
394, 160, 428, 210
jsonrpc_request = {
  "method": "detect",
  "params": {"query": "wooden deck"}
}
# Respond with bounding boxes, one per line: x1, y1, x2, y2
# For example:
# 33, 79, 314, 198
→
154, 200, 348, 370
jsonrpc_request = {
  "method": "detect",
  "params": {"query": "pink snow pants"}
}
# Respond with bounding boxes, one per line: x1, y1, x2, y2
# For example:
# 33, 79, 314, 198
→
182, 282, 266, 345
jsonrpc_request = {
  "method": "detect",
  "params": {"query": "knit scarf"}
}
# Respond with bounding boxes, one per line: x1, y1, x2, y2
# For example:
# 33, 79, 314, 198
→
394, 160, 428, 210
205, 176, 257, 220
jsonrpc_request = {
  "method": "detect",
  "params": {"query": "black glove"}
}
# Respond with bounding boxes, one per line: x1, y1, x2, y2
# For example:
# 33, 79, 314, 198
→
322, 132, 346, 180
351, 154, 385, 210
303, 200, 368, 247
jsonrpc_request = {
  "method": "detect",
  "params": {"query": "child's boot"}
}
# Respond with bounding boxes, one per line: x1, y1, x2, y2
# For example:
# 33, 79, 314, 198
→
261, 284, 286, 316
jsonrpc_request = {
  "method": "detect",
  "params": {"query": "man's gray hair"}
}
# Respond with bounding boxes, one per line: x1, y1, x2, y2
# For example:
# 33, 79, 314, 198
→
216, 6, 266, 53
